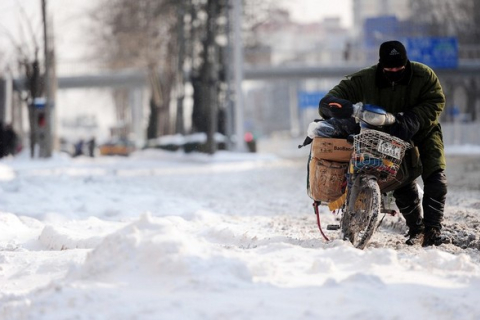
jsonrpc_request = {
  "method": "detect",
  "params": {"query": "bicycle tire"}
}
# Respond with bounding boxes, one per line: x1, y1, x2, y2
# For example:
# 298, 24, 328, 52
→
341, 176, 380, 249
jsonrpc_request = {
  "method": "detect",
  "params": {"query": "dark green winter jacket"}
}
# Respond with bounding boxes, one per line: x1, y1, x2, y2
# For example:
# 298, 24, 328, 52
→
321, 61, 446, 178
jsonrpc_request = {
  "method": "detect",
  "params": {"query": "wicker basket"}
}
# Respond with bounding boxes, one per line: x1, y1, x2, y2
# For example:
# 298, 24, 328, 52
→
352, 129, 410, 180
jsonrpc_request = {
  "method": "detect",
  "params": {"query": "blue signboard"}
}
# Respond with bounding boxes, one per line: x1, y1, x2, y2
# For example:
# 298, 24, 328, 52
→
298, 91, 326, 109
405, 37, 458, 69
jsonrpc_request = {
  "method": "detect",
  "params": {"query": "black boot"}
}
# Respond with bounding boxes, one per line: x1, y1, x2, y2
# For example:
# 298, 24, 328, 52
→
421, 170, 449, 247
403, 205, 424, 246
422, 227, 450, 247
393, 181, 424, 246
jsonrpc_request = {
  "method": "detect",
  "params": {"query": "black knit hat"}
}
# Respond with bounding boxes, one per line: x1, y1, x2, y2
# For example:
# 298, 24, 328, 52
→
379, 40, 408, 68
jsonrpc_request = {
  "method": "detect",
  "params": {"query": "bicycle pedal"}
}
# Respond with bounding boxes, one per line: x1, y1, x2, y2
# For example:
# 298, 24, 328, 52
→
327, 224, 340, 230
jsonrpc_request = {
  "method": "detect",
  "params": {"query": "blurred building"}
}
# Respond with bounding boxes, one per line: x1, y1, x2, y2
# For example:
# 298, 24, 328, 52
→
243, 0, 480, 142
243, 3, 421, 138
352, 0, 411, 35
247, 9, 350, 66
244, 9, 351, 137
350, 0, 411, 63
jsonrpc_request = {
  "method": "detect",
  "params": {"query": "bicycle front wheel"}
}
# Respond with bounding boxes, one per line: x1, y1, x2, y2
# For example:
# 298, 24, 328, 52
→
342, 176, 381, 249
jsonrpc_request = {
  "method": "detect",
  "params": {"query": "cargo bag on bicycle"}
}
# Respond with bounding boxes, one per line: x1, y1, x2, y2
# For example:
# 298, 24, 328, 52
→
307, 137, 353, 203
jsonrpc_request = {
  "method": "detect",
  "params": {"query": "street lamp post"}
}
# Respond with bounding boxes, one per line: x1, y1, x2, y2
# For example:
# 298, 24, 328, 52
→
40, 0, 52, 157
232, 0, 246, 152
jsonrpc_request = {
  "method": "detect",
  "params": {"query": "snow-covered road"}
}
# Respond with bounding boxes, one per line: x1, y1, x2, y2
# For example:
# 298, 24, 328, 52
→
1, 143, 480, 319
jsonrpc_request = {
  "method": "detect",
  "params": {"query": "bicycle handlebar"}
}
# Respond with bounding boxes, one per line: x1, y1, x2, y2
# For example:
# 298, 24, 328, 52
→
352, 103, 396, 127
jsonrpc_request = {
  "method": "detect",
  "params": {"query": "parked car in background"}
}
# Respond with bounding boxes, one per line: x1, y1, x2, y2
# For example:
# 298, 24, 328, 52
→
99, 139, 136, 156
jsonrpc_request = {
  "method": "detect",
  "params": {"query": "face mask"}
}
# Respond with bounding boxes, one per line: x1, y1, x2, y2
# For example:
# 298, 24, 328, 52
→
383, 69, 405, 83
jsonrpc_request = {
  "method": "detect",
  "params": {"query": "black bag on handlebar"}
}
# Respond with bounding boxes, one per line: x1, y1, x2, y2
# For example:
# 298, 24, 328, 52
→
378, 144, 423, 193
319, 95, 355, 119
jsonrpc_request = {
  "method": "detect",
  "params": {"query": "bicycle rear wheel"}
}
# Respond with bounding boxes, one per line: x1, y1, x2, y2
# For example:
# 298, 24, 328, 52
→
341, 176, 381, 249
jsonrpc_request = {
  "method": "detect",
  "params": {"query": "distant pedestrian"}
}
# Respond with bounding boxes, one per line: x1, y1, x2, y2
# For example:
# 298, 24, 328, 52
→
3, 124, 18, 156
0, 123, 5, 158
87, 137, 96, 157
73, 139, 84, 157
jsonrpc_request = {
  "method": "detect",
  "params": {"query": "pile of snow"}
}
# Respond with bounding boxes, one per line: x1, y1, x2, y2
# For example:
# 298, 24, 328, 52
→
1, 145, 480, 319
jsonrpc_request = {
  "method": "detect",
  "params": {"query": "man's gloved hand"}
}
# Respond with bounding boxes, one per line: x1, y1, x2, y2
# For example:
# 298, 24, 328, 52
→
389, 111, 420, 141
319, 95, 354, 119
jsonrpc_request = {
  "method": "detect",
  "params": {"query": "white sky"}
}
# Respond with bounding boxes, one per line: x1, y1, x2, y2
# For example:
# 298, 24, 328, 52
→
0, 0, 98, 75
280, 0, 353, 27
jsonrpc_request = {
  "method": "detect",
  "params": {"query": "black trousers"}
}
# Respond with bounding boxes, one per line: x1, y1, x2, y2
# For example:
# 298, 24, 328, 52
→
393, 170, 448, 230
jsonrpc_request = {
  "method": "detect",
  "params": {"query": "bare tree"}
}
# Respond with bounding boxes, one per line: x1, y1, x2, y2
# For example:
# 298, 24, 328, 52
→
0, 4, 50, 158
187, 0, 279, 153
90, 0, 279, 153
188, 0, 224, 153
90, 0, 177, 139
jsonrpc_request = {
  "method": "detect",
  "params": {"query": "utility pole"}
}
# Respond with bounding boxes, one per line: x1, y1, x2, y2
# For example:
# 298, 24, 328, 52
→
40, 0, 52, 157
224, 2, 234, 151
175, 1, 185, 135
232, 0, 246, 152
